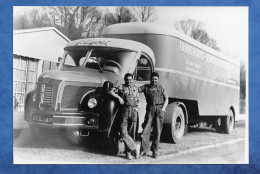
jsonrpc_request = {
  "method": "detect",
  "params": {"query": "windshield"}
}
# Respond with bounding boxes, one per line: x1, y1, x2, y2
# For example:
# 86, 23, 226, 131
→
61, 47, 137, 75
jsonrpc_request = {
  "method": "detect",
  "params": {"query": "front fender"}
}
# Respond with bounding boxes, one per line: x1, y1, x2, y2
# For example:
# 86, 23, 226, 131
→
24, 90, 36, 122
98, 96, 119, 132
79, 89, 119, 132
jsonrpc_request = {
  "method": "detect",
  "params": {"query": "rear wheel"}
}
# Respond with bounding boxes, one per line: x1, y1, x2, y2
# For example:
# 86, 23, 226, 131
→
222, 109, 235, 134
213, 117, 223, 133
171, 107, 185, 144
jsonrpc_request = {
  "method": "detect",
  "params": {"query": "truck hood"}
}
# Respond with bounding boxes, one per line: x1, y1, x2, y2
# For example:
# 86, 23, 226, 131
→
38, 68, 123, 86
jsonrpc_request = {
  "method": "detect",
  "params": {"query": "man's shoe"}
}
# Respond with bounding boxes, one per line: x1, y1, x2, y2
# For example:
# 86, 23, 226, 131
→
139, 151, 147, 157
133, 149, 139, 159
126, 152, 133, 160
152, 152, 158, 159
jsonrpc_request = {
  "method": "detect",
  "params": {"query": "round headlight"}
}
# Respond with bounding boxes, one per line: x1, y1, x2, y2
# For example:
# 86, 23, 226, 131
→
88, 98, 97, 108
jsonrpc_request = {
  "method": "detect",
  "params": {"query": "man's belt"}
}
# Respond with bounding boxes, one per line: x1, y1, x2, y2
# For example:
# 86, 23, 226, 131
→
122, 105, 136, 108
147, 103, 164, 106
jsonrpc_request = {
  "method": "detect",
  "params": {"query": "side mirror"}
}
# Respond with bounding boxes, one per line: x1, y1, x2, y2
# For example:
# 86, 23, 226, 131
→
58, 57, 62, 63
57, 57, 63, 69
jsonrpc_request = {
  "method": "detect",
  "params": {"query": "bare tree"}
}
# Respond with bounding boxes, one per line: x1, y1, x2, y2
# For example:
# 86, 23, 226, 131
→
207, 38, 220, 51
103, 11, 117, 26
14, 8, 51, 30
132, 7, 157, 22
28, 9, 51, 28
45, 6, 103, 39
13, 12, 30, 29
116, 7, 137, 23
191, 29, 209, 44
83, 8, 103, 38
102, 7, 137, 27
14, 6, 140, 39
174, 19, 221, 51
174, 19, 203, 35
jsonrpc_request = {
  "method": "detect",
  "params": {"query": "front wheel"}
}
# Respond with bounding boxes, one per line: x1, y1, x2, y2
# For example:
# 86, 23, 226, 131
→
171, 107, 185, 144
222, 109, 235, 134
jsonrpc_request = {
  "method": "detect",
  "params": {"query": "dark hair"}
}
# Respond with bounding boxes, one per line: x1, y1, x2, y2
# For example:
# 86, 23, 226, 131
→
124, 73, 133, 80
103, 81, 114, 92
151, 72, 159, 78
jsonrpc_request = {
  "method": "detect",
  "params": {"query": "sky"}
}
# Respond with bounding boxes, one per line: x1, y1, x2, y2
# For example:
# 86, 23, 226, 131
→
154, 7, 248, 63
14, 6, 248, 63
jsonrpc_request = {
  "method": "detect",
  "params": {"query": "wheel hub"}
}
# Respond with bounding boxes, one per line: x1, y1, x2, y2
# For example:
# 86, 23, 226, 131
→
175, 116, 182, 130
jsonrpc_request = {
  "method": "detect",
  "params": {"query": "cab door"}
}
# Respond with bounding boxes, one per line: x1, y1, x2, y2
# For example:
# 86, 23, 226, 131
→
132, 53, 154, 133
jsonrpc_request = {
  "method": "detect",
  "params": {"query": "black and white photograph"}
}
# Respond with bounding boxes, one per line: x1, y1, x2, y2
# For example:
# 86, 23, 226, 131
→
13, 6, 248, 164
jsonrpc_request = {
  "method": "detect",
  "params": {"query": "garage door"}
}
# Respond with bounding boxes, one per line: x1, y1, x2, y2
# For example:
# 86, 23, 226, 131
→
13, 55, 38, 110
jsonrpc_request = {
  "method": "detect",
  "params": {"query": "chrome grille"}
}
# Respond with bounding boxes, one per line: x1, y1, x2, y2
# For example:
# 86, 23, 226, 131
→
36, 83, 53, 104
42, 84, 52, 103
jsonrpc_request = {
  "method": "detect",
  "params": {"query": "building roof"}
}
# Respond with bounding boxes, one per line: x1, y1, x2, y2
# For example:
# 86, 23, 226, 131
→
13, 27, 71, 62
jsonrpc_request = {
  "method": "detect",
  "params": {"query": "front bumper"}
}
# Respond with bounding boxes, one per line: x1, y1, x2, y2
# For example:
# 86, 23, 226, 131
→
29, 109, 99, 130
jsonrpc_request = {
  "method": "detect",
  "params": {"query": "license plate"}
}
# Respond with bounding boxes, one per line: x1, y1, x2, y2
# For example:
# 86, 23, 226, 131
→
33, 115, 52, 123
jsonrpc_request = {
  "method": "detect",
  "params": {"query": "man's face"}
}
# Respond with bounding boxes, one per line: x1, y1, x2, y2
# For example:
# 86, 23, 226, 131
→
151, 76, 159, 86
125, 76, 132, 86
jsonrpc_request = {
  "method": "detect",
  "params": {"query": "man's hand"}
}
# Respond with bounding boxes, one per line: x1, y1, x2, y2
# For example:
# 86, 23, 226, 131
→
133, 107, 139, 112
109, 90, 124, 105
118, 97, 124, 105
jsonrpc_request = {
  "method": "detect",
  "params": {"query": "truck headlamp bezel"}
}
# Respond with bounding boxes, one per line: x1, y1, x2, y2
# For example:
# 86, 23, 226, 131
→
87, 98, 97, 108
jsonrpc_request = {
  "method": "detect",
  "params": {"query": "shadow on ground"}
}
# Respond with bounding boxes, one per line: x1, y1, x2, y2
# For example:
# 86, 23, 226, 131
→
13, 128, 119, 157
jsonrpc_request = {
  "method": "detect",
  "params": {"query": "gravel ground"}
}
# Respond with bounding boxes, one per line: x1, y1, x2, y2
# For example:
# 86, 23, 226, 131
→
13, 120, 246, 164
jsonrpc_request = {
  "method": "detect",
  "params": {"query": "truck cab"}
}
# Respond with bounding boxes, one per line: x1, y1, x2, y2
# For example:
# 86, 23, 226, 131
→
24, 38, 155, 142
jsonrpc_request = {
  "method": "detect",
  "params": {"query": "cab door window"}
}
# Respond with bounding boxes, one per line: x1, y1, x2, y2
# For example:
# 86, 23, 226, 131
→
134, 55, 152, 81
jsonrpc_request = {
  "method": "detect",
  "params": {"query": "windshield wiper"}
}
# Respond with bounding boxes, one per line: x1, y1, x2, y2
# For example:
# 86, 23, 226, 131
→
88, 57, 103, 73
85, 49, 103, 73
96, 59, 103, 73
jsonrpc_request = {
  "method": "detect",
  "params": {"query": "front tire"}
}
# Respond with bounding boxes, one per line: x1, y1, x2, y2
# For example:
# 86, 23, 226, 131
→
171, 107, 185, 143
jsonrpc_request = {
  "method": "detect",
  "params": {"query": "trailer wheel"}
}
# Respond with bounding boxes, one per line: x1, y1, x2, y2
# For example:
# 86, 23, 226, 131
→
214, 117, 223, 133
171, 107, 185, 143
222, 109, 235, 134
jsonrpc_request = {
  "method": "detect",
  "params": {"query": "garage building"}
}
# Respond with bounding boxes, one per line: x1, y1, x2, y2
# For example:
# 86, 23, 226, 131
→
13, 27, 70, 111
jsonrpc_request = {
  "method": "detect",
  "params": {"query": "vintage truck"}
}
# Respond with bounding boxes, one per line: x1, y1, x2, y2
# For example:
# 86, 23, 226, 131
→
24, 23, 239, 144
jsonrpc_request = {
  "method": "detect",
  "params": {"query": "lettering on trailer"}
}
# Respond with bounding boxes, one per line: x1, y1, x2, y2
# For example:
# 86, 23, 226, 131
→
185, 59, 202, 74
179, 41, 238, 85
76, 39, 111, 46
179, 41, 228, 68
226, 74, 238, 85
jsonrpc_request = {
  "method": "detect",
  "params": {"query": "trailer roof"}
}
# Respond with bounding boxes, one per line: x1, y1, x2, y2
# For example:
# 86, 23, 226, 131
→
102, 23, 239, 66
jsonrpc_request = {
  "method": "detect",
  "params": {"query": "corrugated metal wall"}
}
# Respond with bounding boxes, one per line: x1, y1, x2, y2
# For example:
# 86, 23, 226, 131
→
13, 55, 38, 110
